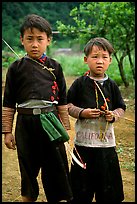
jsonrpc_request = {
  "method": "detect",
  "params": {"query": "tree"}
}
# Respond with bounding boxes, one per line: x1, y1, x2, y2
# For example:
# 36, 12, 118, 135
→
57, 2, 135, 87
2, 2, 81, 48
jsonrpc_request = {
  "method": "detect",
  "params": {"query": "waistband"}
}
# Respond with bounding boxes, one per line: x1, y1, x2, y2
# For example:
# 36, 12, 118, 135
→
17, 106, 56, 115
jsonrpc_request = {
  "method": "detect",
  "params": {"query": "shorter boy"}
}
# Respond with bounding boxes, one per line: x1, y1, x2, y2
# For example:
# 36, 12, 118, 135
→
67, 37, 126, 203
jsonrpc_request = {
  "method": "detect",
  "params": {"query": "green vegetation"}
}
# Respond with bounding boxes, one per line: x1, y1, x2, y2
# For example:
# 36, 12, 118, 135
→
2, 2, 81, 48
2, 2, 135, 87
54, 53, 134, 87
2, 50, 134, 89
117, 146, 135, 172
57, 2, 135, 87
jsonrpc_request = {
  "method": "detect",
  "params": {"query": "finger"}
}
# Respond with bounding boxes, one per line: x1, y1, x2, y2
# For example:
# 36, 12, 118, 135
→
12, 142, 16, 150
91, 113, 100, 118
5, 140, 16, 150
5, 143, 14, 149
93, 109, 100, 113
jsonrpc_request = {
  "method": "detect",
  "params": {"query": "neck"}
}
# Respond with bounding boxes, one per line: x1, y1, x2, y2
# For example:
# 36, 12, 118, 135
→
89, 74, 105, 80
89, 73, 108, 83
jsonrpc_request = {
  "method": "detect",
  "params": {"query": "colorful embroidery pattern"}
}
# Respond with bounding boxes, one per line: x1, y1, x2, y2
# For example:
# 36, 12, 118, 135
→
51, 81, 59, 101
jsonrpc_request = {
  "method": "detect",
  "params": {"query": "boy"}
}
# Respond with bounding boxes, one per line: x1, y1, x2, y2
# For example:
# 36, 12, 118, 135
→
67, 37, 126, 203
2, 14, 73, 202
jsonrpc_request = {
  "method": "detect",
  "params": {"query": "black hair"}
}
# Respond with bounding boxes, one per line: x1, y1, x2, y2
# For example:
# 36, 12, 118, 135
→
84, 37, 114, 56
20, 14, 52, 38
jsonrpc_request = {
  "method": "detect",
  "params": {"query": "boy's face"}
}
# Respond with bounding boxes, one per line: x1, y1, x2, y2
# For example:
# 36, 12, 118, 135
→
20, 27, 51, 59
84, 45, 112, 78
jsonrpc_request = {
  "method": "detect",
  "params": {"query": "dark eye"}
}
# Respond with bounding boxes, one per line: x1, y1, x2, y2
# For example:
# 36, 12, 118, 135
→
27, 38, 32, 41
103, 56, 109, 59
38, 38, 43, 41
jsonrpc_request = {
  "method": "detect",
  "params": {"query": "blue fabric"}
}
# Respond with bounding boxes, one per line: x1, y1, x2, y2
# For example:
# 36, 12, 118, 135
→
37, 53, 46, 64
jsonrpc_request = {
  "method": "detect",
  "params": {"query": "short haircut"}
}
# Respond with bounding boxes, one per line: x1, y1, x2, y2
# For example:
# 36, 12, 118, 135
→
84, 37, 114, 56
20, 14, 52, 38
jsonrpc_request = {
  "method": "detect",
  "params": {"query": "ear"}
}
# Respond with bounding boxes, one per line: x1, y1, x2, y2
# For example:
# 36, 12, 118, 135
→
47, 37, 51, 46
109, 56, 112, 64
20, 36, 24, 45
84, 56, 88, 64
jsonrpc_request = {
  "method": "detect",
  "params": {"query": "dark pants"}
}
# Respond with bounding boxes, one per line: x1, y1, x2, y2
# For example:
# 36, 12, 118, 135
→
70, 145, 124, 203
15, 113, 73, 202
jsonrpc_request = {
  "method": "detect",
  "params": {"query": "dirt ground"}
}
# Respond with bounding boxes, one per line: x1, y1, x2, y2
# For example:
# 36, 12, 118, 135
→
2, 76, 135, 202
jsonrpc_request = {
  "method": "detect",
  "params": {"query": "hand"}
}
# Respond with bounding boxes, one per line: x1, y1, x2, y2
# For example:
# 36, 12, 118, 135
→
104, 110, 115, 122
80, 108, 101, 119
4, 133, 16, 150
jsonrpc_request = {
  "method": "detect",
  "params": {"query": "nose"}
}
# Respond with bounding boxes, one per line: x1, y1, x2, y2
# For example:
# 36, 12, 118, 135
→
32, 40, 38, 48
97, 57, 103, 64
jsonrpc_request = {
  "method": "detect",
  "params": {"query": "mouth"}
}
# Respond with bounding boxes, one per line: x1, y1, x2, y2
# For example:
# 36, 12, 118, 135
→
96, 66, 103, 69
96, 66, 103, 70
31, 50, 39, 54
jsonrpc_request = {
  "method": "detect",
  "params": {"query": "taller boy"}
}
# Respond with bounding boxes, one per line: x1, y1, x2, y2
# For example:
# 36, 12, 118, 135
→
2, 14, 73, 202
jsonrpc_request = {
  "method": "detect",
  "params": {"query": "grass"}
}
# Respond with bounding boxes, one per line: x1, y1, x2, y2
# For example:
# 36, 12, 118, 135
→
117, 146, 135, 172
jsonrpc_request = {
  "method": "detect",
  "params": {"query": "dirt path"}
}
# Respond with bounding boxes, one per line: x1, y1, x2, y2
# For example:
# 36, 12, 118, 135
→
2, 76, 135, 202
